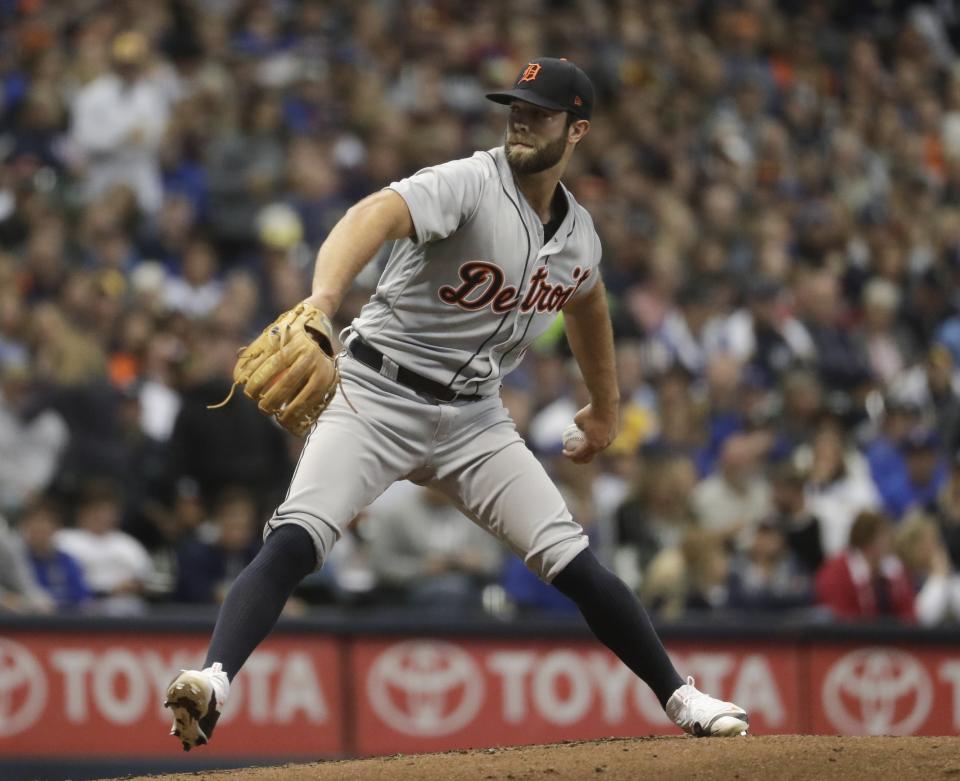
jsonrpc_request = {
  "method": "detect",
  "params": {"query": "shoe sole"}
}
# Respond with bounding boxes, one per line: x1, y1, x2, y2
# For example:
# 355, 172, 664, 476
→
697, 714, 750, 737
164, 673, 211, 752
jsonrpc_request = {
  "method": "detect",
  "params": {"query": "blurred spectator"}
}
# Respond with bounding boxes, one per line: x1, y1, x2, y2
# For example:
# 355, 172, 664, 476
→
10, 86, 67, 172
174, 487, 260, 603
206, 90, 286, 258
167, 327, 292, 513
0, 512, 53, 614
936, 451, 960, 568
767, 461, 824, 575
366, 486, 502, 610
209, 269, 263, 337
0, 358, 68, 514
615, 455, 697, 588
163, 236, 224, 318
696, 355, 751, 476
692, 433, 772, 546
804, 418, 881, 556
0, 271, 28, 366
29, 301, 106, 386
865, 398, 925, 518
19, 498, 90, 611
727, 520, 814, 611
896, 428, 949, 518
247, 203, 312, 319
136, 194, 196, 268
136, 476, 209, 598
26, 373, 127, 499
861, 278, 915, 385
889, 344, 960, 453
649, 281, 722, 377
19, 220, 70, 303
776, 368, 825, 456
895, 512, 960, 626
286, 137, 349, 247
641, 529, 731, 619
794, 268, 871, 395
69, 31, 173, 215
56, 480, 154, 615
815, 511, 915, 623
112, 378, 177, 566
644, 366, 705, 460
704, 277, 815, 388
130, 328, 183, 442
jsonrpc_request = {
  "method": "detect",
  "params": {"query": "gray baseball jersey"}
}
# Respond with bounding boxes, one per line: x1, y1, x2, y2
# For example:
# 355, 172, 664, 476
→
349, 145, 602, 397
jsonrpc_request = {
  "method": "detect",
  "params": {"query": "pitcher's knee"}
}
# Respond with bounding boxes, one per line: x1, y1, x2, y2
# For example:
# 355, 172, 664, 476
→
525, 533, 590, 583
263, 515, 338, 571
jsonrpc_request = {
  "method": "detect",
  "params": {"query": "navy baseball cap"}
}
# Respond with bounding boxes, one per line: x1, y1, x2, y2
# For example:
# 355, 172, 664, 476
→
487, 57, 594, 120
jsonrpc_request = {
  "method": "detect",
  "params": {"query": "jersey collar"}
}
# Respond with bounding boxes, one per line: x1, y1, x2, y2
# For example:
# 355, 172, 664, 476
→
490, 146, 576, 247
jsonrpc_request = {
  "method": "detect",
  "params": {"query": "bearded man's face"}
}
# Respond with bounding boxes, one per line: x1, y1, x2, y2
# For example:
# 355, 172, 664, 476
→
505, 102, 569, 174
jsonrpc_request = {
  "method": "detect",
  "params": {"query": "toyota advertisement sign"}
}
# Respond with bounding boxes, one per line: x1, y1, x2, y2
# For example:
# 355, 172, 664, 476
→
812, 646, 959, 737
1, 630, 958, 760
0, 633, 343, 758
353, 639, 799, 753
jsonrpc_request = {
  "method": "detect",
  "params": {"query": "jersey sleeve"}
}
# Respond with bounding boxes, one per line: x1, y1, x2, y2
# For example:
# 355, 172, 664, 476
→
564, 227, 602, 305
387, 155, 486, 244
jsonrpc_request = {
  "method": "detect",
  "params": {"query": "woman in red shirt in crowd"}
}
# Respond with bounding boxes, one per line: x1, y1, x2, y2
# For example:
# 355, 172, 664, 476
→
815, 510, 915, 622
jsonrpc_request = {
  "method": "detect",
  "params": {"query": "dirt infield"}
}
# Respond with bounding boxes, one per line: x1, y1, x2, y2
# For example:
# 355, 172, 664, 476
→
113, 735, 959, 781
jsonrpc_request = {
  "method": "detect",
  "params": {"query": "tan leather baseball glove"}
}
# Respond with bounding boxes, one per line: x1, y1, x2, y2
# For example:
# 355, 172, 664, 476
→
211, 302, 339, 436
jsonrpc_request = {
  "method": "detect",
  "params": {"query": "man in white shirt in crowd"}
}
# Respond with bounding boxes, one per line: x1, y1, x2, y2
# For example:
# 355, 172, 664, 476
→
56, 479, 155, 615
69, 31, 172, 215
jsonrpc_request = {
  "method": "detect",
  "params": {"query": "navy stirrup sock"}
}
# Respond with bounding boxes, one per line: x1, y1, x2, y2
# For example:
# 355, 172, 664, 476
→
204, 524, 317, 680
551, 548, 684, 707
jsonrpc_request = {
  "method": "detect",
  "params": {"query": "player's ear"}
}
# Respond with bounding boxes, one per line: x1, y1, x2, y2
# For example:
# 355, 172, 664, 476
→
568, 118, 590, 145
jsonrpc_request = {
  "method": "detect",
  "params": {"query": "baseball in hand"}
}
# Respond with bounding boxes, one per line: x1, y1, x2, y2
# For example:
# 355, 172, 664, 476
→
562, 423, 586, 452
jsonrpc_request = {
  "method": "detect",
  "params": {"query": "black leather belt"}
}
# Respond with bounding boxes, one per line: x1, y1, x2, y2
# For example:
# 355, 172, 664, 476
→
348, 338, 482, 403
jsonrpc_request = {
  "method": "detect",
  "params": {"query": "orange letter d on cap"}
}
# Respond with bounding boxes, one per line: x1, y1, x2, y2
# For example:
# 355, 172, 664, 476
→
519, 63, 541, 83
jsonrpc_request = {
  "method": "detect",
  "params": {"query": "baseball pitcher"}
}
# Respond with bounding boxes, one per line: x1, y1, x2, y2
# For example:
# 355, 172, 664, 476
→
165, 57, 749, 750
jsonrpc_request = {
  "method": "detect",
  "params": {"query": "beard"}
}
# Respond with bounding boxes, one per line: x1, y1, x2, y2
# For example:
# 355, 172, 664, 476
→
505, 131, 567, 174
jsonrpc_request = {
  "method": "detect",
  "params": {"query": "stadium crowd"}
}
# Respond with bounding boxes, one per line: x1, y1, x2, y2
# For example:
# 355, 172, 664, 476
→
3, 0, 960, 626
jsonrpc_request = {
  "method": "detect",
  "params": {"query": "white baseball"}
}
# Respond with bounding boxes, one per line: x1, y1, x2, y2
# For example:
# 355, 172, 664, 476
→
562, 423, 586, 452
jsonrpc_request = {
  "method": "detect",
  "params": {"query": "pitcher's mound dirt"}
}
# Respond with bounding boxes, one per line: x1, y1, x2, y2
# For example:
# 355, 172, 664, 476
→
114, 735, 960, 781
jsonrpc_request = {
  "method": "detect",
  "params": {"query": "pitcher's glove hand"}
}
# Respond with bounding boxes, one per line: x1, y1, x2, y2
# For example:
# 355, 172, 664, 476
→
211, 302, 339, 436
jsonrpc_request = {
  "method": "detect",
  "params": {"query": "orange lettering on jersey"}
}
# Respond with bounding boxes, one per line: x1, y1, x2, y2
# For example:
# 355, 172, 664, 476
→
519, 63, 541, 83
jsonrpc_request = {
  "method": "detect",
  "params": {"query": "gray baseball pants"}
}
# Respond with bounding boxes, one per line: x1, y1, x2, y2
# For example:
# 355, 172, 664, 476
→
265, 352, 588, 581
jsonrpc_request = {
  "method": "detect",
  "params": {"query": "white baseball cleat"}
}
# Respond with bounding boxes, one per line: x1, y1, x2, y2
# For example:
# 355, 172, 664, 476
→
666, 676, 749, 737
164, 662, 230, 751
